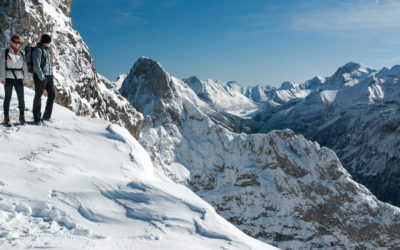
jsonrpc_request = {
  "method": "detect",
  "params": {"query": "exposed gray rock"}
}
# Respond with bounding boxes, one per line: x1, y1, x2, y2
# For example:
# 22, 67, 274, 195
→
0, 0, 143, 138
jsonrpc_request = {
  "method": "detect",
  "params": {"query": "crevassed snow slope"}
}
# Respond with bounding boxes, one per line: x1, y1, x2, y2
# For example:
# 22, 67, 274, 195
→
0, 87, 274, 250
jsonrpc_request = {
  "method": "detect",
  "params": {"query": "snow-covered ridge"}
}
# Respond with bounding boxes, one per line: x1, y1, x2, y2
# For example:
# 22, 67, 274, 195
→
0, 85, 273, 249
233, 62, 376, 105
120, 57, 400, 249
0, 0, 143, 138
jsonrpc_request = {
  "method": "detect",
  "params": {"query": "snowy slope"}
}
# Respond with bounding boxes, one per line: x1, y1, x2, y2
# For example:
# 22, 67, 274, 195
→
0, 0, 143, 138
120, 57, 400, 249
0, 88, 274, 250
256, 62, 400, 207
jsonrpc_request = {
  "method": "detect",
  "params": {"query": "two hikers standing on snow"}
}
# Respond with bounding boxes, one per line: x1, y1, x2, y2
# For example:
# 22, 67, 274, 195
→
0, 34, 55, 126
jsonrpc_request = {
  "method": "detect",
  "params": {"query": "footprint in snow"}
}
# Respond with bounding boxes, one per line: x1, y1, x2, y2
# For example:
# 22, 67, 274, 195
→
0, 126, 20, 141
19, 145, 54, 162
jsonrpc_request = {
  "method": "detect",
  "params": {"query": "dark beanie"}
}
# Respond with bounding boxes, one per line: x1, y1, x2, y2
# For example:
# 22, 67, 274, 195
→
40, 34, 52, 44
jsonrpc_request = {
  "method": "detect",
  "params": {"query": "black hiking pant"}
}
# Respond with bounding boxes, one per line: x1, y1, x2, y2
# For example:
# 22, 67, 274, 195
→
4, 78, 25, 117
33, 74, 55, 122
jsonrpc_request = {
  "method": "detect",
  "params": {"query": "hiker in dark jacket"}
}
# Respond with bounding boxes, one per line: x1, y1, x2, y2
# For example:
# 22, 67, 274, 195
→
32, 34, 55, 125
0, 35, 29, 127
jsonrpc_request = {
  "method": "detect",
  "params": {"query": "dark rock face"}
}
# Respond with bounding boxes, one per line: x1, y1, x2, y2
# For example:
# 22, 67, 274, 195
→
0, 0, 143, 138
120, 57, 183, 128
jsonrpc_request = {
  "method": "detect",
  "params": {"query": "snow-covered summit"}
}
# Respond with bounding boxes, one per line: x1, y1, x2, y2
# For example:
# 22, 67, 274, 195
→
278, 81, 297, 90
301, 75, 326, 90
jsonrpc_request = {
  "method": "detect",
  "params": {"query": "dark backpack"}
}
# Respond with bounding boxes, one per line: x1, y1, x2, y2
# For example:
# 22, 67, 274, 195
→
5, 48, 25, 79
25, 45, 46, 73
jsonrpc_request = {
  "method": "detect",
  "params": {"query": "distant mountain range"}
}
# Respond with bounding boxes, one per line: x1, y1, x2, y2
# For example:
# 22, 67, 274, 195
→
253, 62, 400, 207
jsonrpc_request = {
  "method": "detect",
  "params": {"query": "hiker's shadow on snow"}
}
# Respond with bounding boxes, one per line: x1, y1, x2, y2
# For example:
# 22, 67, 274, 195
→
24, 121, 39, 126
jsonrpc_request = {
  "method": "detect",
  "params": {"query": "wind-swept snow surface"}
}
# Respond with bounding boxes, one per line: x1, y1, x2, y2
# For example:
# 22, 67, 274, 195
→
0, 88, 273, 250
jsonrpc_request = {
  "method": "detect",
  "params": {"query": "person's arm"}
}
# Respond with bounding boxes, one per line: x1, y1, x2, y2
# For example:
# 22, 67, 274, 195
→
32, 48, 45, 81
22, 52, 29, 85
0, 50, 5, 84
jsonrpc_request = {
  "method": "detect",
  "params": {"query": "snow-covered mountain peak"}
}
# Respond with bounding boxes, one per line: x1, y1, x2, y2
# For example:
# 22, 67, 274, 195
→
376, 64, 400, 78
120, 57, 175, 113
183, 76, 205, 94
278, 81, 297, 90
301, 75, 326, 90
226, 80, 241, 87
120, 57, 203, 129
325, 62, 375, 89
127, 57, 172, 92
225, 80, 244, 92
390, 64, 400, 74
333, 61, 369, 75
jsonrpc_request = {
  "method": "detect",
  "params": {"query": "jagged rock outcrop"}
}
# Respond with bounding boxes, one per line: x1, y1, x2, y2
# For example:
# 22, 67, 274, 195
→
120, 57, 400, 249
0, 0, 143, 138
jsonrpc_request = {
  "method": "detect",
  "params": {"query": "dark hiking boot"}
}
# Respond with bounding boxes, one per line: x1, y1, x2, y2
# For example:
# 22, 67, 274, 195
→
19, 115, 25, 125
42, 113, 51, 121
4, 116, 12, 127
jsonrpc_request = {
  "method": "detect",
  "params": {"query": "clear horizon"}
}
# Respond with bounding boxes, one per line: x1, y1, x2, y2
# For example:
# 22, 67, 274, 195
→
71, 0, 400, 87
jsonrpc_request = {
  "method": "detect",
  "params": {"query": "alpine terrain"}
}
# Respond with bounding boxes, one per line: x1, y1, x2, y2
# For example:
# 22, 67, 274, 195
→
119, 57, 400, 249
1, 0, 399, 249
254, 62, 400, 207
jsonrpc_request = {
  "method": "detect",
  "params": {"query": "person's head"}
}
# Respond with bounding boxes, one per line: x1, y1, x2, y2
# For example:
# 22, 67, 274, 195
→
10, 35, 23, 49
40, 34, 52, 47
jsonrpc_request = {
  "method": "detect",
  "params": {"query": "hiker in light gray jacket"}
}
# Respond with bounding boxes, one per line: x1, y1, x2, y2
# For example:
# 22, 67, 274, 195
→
32, 34, 55, 125
0, 34, 29, 127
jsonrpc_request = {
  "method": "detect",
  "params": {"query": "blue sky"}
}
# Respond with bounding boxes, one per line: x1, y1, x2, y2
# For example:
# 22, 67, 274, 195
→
71, 0, 400, 87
